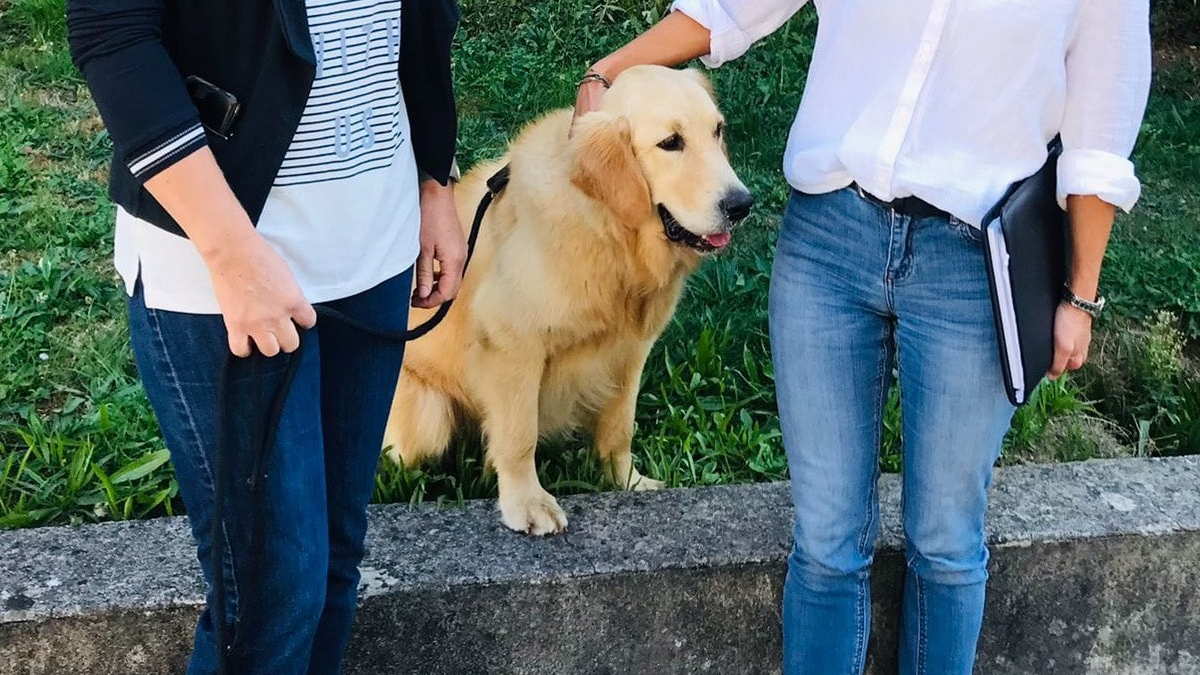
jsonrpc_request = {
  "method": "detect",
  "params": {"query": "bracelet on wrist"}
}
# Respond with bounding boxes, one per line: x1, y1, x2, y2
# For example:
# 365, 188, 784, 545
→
578, 71, 613, 89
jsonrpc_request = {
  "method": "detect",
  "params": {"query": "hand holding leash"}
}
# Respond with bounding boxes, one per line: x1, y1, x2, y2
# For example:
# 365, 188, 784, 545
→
206, 230, 317, 357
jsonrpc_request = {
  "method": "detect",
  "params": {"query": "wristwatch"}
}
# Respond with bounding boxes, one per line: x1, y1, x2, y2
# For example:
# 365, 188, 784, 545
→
1062, 284, 1106, 319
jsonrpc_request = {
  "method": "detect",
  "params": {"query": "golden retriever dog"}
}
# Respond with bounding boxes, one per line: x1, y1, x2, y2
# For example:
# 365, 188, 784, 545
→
383, 65, 752, 535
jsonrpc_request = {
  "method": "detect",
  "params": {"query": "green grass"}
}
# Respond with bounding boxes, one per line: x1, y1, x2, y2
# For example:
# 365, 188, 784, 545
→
2, 0, 1199, 528
1101, 54, 1200, 335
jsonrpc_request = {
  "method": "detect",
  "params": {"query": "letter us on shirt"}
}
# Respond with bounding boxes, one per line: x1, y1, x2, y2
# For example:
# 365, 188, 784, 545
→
274, 0, 408, 188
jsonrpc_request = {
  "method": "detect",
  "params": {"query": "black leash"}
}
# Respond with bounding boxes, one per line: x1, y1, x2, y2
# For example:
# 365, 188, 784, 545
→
211, 165, 509, 674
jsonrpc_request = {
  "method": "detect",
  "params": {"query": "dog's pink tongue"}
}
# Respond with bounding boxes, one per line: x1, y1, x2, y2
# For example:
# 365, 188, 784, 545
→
705, 232, 732, 249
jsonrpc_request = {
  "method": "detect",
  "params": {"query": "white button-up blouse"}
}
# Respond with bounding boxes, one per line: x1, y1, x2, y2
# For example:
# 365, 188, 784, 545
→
671, 0, 1152, 226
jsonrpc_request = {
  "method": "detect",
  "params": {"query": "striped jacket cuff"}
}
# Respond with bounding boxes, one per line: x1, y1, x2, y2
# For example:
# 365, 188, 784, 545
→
126, 121, 207, 181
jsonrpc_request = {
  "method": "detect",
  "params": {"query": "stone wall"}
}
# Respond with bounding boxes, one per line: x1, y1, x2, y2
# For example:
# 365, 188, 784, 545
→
3, 457, 1198, 675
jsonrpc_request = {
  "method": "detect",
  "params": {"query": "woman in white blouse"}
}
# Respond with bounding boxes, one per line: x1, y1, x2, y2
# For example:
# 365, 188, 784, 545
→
574, 2, 1150, 673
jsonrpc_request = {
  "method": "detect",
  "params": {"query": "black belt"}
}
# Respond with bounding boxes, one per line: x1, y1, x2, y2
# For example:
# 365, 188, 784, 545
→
850, 182, 953, 221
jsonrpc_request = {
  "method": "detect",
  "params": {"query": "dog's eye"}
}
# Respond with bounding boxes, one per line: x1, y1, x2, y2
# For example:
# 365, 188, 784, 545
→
657, 134, 685, 152
715, 122, 725, 139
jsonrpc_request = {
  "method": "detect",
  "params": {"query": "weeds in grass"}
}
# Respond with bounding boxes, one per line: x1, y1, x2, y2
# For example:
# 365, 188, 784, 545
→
1080, 313, 1200, 455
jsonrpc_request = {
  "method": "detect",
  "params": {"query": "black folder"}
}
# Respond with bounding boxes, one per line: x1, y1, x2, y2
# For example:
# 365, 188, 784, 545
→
982, 141, 1067, 406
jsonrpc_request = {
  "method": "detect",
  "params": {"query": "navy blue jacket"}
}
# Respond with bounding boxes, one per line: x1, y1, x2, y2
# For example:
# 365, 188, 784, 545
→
67, 0, 459, 237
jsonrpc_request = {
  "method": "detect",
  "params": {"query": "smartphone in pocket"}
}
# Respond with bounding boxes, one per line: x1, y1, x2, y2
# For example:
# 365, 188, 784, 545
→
185, 75, 241, 140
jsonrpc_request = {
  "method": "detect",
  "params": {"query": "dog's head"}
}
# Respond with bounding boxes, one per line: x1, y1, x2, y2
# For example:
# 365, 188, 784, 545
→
570, 66, 752, 255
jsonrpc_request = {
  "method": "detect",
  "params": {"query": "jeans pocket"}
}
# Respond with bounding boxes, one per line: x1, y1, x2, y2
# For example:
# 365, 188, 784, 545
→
947, 216, 984, 245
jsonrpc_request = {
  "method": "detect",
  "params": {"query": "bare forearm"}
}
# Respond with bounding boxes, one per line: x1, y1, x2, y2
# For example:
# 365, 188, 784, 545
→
1065, 194, 1116, 301
414, 171, 467, 309
591, 11, 711, 78
143, 147, 258, 262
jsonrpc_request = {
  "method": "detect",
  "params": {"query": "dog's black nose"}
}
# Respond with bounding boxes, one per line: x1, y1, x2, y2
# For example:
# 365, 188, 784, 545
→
720, 190, 754, 224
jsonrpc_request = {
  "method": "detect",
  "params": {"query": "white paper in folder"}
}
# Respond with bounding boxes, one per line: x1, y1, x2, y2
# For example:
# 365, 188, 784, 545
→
987, 219, 1026, 404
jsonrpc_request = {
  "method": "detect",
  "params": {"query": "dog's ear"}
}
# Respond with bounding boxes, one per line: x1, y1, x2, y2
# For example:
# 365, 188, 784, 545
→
569, 112, 652, 224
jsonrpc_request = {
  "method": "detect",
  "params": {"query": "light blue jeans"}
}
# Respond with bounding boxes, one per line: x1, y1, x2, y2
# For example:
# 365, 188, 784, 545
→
769, 187, 1016, 675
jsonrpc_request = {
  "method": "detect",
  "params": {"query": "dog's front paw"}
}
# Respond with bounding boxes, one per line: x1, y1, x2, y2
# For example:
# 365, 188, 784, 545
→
498, 487, 568, 536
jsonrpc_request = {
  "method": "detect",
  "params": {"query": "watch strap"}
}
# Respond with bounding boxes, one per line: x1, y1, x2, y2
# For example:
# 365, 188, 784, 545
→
1062, 284, 1105, 318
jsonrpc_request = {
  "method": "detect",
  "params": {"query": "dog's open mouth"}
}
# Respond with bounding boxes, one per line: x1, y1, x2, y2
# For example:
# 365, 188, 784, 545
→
658, 205, 732, 252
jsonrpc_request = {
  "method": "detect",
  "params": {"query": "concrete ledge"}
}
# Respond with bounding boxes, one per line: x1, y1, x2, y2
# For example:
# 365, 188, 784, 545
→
2, 456, 1198, 675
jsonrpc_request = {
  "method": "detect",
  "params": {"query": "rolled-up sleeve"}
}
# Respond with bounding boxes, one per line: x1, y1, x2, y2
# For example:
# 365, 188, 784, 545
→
670, 0, 807, 67
67, 0, 207, 183
1057, 0, 1151, 212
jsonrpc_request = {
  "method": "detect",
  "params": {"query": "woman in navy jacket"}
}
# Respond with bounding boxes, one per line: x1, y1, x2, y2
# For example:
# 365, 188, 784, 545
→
67, 1, 464, 673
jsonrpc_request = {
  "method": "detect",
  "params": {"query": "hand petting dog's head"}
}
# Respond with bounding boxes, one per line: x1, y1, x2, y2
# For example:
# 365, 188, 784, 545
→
570, 66, 753, 255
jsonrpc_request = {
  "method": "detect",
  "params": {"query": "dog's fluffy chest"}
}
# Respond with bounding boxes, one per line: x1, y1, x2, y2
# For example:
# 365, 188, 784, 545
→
534, 276, 686, 356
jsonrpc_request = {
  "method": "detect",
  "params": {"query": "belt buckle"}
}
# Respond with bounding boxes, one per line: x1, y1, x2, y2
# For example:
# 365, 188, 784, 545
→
853, 182, 892, 210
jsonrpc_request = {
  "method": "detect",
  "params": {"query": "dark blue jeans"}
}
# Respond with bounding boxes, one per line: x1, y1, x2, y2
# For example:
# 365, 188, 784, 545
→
127, 269, 412, 675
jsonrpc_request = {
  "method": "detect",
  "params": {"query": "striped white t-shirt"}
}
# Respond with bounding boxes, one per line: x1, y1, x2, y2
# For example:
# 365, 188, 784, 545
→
114, 0, 420, 314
